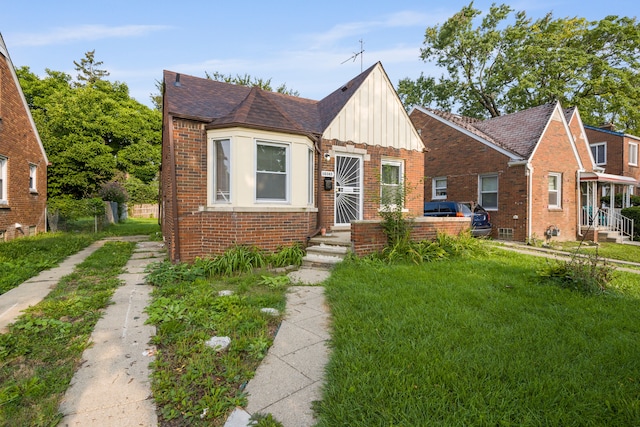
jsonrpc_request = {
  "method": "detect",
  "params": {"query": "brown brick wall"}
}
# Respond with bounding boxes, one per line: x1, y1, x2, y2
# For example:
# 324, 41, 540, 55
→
351, 217, 471, 256
0, 54, 47, 241
529, 116, 579, 241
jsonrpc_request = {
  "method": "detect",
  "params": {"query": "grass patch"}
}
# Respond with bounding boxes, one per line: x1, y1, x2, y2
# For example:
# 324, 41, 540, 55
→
315, 248, 640, 426
0, 233, 96, 296
0, 219, 160, 296
558, 241, 640, 264
146, 267, 288, 425
0, 241, 136, 426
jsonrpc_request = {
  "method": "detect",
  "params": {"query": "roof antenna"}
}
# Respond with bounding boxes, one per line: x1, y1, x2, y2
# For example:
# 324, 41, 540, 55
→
341, 39, 365, 72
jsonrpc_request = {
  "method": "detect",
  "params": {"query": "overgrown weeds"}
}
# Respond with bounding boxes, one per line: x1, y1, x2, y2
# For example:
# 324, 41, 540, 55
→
538, 250, 616, 294
145, 244, 301, 425
0, 233, 96, 296
370, 231, 488, 265
0, 241, 135, 426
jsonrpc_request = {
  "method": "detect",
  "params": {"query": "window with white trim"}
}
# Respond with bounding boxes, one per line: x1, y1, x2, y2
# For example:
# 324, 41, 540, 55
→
29, 164, 37, 192
0, 156, 7, 204
479, 174, 498, 210
590, 142, 606, 165
211, 139, 231, 203
256, 141, 289, 202
629, 142, 638, 166
381, 159, 403, 206
548, 172, 562, 209
308, 148, 314, 206
432, 177, 447, 199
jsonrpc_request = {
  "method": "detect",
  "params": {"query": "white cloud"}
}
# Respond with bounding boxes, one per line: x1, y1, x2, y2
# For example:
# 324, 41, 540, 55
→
13, 24, 172, 46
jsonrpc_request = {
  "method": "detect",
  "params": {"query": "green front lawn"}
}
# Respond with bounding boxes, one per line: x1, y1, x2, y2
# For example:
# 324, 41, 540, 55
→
316, 248, 640, 426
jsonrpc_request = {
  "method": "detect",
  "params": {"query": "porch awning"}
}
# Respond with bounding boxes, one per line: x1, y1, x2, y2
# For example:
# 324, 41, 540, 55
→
579, 172, 638, 186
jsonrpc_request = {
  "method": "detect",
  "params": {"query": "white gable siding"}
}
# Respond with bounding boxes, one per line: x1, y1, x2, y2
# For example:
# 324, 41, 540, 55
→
323, 64, 423, 152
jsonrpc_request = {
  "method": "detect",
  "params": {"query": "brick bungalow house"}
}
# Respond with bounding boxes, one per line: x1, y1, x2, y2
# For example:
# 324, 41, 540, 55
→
0, 34, 48, 241
410, 101, 636, 243
161, 62, 425, 262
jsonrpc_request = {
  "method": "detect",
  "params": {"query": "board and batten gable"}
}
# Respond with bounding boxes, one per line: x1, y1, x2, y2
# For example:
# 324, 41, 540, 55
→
323, 63, 422, 151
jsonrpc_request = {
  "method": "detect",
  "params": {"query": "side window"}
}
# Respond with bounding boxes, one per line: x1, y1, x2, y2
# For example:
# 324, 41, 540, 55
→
590, 142, 606, 165
256, 141, 289, 202
432, 177, 447, 200
0, 156, 7, 204
308, 148, 314, 206
479, 174, 498, 210
548, 172, 562, 209
29, 164, 37, 192
211, 139, 231, 203
629, 143, 638, 166
381, 160, 403, 206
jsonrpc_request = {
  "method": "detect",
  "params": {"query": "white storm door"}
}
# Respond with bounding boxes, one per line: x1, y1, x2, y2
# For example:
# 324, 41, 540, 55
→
334, 154, 363, 226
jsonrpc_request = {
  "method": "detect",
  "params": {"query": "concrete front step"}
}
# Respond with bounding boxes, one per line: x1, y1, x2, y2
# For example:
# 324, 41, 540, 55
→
306, 243, 349, 257
302, 253, 344, 269
598, 231, 630, 243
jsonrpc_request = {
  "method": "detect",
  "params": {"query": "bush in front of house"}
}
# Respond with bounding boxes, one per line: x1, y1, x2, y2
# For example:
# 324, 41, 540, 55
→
621, 206, 640, 239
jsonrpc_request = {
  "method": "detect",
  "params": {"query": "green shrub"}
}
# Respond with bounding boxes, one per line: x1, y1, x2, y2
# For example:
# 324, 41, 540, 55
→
538, 252, 615, 294
124, 177, 158, 204
621, 206, 640, 238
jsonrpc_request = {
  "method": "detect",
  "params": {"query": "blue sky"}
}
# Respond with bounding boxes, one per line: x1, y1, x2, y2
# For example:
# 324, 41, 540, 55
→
1, 0, 637, 108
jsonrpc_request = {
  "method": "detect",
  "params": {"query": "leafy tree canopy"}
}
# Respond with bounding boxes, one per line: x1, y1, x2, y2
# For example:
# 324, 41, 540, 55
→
205, 70, 300, 96
397, 2, 640, 134
17, 53, 161, 200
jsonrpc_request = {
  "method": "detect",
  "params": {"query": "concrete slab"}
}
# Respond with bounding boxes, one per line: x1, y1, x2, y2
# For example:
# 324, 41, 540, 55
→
288, 269, 330, 285
232, 284, 331, 427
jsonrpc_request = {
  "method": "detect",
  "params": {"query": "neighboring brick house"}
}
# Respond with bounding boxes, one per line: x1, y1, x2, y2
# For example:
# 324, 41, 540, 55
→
410, 102, 634, 242
0, 34, 48, 241
584, 124, 640, 199
161, 62, 424, 262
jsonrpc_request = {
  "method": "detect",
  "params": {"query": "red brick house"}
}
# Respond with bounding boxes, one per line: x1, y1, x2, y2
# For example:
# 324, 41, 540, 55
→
161, 62, 424, 262
0, 34, 48, 241
410, 102, 635, 243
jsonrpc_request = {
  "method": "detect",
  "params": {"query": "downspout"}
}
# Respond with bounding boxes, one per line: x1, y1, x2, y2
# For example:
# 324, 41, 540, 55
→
526, 163, 533, 242
168, 114, 181, 262
306, 133, 324, 241
577, 171, 583, 237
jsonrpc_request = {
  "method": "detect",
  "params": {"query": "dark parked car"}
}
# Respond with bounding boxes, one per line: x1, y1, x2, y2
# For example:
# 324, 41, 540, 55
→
423, 201, 492, 237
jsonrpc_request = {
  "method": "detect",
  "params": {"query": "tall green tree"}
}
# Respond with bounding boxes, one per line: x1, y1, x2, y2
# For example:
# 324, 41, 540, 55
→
398, 3, 640, 134
17, 62, 161, 199
73, 49, 110, 86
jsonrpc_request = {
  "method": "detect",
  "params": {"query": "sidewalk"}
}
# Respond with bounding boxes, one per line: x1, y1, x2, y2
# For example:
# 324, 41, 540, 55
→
58, 239, 165, 426
493, 240, 640, 274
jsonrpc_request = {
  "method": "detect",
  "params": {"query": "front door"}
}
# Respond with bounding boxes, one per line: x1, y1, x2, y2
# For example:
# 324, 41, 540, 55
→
334, 154, 363, 226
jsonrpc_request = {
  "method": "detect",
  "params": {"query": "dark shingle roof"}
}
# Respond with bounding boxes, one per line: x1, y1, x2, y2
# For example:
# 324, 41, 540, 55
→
427, 103, 558, 159
163, 63, 378, 136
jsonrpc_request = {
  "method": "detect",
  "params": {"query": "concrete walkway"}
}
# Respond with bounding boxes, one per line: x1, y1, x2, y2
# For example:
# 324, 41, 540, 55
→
58, 239, 165, 426
225, 269, 332, 427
